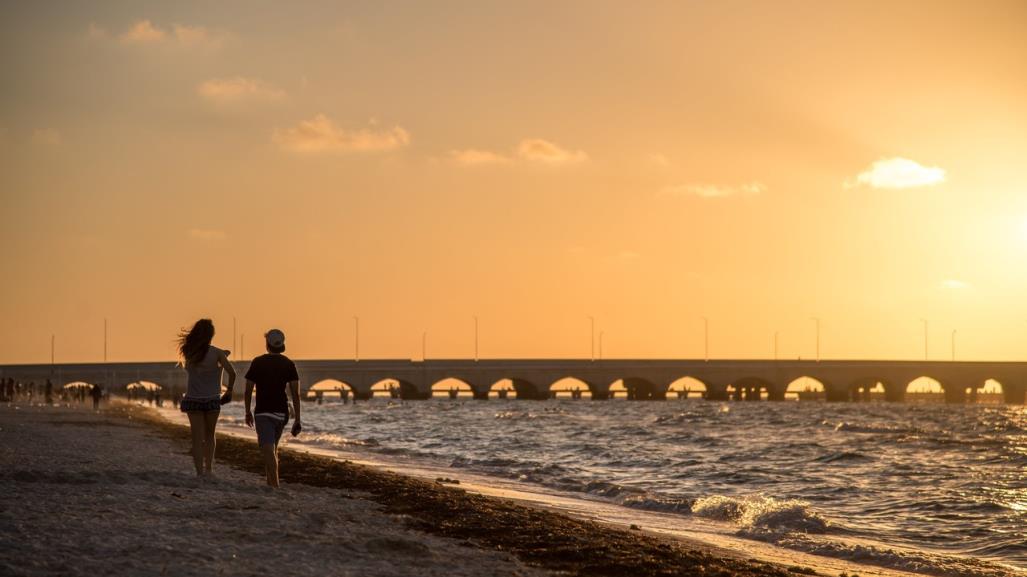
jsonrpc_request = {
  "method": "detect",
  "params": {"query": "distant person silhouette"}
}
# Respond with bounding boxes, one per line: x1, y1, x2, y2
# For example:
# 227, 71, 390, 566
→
90, 383, 103, 410
244, 329, 302, 489
44, 379, 53, 406
177, 319, 236, 478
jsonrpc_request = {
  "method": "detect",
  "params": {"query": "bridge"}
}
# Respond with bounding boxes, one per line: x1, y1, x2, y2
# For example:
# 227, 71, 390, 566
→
1, 358, 1025, 403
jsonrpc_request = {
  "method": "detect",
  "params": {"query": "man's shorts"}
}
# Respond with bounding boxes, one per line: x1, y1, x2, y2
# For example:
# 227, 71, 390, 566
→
254, 414, 286, 446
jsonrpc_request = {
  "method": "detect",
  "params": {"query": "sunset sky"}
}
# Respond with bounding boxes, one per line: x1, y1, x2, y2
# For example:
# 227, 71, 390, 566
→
2, 1, 1026, 364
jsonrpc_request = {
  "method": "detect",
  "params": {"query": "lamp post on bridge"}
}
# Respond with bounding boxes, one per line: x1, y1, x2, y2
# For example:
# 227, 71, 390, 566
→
474, 315, 479, 362
810, 317, 820, 362
921, 319, 929, 361
353, 316, 360, 362
702, 317, 709, 362
588, 316, 595, 362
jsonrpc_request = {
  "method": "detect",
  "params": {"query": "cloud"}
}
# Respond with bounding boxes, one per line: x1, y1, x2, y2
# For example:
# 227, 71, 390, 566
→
516, 138, 588, 165
188, 228, 227, 241
197, 77, 284, 103
120, 20, 165, 44
86, 23, 108, 40
941, 279, 968, 289
662, 181, 766, 199
172, 24, 216, 47
450, 138, 587, 167
32, 128, 62, 146
274, 114, 410, 154
117, 20, 223, 47
848, 157, 946, 189
647, 153, 671, 168
449, 149, 512, 166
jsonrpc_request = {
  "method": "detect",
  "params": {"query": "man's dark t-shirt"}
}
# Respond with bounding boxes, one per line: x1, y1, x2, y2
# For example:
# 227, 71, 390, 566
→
245, 353, 299, 414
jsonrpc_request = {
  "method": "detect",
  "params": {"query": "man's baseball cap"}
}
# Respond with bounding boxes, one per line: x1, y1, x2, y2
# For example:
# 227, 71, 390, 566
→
265, 329, 286, 348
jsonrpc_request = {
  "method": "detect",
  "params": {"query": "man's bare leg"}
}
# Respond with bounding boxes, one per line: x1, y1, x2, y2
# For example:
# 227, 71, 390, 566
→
260, 443, 279, 488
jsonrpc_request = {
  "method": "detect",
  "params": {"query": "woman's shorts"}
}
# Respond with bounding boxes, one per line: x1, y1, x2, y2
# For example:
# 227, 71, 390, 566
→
180, 398, 221, 413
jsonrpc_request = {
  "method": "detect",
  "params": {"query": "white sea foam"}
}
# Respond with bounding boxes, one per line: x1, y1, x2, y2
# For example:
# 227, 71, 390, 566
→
691, 494, 828, 536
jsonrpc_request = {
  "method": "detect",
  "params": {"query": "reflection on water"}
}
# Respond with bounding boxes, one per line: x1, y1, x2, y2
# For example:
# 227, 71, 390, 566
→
221, 399, 1027, 574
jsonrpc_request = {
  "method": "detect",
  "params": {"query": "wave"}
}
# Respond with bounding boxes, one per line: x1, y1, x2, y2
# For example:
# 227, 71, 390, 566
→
812, 451, 874, 464
691, 494, 829, 536
830, 421, 920, 434
776, 533, 1016, 577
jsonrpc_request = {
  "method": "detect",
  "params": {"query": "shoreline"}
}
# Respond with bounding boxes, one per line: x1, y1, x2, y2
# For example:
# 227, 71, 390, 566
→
135, 402, 803, 577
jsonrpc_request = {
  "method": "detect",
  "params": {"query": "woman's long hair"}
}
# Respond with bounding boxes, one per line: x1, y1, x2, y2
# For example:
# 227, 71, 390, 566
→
178, 319, 214, 366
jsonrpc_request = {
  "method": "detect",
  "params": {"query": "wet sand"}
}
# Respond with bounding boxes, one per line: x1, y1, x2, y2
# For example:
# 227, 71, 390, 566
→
2, 401, 816, 577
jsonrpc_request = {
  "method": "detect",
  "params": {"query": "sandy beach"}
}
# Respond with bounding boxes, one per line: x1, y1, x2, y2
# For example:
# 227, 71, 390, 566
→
0, 402, 546, 577
0, 401, 812, 577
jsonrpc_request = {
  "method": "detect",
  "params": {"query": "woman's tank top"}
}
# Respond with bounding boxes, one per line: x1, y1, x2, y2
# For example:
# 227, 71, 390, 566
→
184, 346, 224, 400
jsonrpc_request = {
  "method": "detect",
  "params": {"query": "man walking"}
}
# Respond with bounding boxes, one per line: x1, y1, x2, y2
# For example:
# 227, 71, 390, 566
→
244, 329, 302, 488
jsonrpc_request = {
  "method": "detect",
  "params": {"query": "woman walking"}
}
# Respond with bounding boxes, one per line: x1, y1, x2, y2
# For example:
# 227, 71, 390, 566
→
178, 319, 235, 477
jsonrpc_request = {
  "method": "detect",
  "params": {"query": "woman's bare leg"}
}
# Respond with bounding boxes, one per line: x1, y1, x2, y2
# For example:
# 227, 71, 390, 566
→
203, 410, 220, 473
186, 412, 205, 476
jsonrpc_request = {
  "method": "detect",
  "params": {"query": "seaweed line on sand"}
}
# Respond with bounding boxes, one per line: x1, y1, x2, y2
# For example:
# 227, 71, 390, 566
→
123, 404, 807, 577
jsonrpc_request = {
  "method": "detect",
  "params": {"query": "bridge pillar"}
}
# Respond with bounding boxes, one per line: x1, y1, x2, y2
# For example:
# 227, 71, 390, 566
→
825, 387, 849, 402
944, 385, 965, 405
591, 391, 610, 400
1004, 385, 1026, 405
472, 389, 489, 400
706, 387, 729, 401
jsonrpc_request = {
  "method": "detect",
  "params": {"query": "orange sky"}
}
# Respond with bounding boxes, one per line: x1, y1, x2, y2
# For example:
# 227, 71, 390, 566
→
2, 1, 1026, 364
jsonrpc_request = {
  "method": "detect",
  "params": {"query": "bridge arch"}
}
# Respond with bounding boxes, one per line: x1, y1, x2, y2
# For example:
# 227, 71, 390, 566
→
667, 376, 708, 399
489, 379, 518, 400
549, 377, 592, 400
727, 377, 776, 401
846, 379, 888, 402
608, 377, 664, 400
784, 377, 826, 401
494, 378, 546, 400
905, 376, 946, 403
431, 378, 474, 399
370, 378, 425, 400
307, 379, 355, 401
966, 379, 1005, 404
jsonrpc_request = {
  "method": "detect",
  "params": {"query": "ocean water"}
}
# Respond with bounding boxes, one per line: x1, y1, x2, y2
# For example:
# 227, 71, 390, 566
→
220, 399, 1027, 576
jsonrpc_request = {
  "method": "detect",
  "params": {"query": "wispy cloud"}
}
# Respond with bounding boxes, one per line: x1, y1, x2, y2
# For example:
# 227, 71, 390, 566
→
449, 148, 511, 166
661, 181, 766, 199
274, 114, 410, 154
848, 157, 946, 189
31, 128, 62, 147
120, 19, 165, 44
188, 228, 227, 241
450, 138, 587, 167
197, 77, 284, 103
115, 20, 224, 47
516, 138, 588, 165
